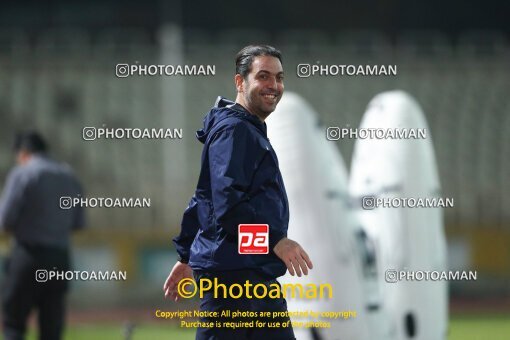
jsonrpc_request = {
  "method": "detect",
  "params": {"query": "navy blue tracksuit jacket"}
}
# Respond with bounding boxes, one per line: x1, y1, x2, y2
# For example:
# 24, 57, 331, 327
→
173, 97, 289, 280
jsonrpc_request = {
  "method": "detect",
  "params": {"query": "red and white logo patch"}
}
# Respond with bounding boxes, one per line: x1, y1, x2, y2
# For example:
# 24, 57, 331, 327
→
238, 224, 269, 254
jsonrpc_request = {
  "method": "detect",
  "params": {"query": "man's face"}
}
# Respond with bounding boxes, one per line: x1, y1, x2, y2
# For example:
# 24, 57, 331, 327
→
16, 150, 31, 165
238, 55, 284, 120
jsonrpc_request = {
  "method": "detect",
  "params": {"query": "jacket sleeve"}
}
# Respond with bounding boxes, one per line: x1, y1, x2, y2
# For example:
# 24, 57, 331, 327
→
72, 179, 86, 231
173, 195, 200, 262
208, 123, 264, 236
0, 168, 27, 231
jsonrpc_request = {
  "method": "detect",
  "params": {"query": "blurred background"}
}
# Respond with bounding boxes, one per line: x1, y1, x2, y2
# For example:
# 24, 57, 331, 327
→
0, 0, 508, 338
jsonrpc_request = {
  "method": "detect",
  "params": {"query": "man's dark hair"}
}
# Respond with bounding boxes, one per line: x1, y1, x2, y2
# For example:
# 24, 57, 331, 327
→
235, 45, 282, 79
13, 131, 48, 154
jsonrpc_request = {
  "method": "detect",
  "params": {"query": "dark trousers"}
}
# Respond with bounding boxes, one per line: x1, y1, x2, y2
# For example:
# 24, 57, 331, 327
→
2, 242, 70, 340
194, 270, 296, 340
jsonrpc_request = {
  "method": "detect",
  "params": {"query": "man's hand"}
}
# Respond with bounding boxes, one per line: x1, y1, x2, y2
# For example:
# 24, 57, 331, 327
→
163, 261, 193, 301
273, 237, 313, 277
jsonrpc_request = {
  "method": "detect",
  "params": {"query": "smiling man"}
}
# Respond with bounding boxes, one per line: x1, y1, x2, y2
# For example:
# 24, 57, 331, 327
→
164, 45, 313, 340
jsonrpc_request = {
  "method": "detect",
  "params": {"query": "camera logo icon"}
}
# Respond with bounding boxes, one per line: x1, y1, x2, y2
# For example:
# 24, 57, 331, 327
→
116, 64, 130, 78
326, 127, 341, 141
385, 269, 398, 283
82, 127, 96, 141
362, 196, 376, 210
36, 270, 48, 282
60, 197, 73, 210
297, 64, 311, 78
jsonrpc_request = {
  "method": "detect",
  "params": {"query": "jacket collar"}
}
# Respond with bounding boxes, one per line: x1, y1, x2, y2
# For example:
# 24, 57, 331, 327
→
215, 96, 267, 135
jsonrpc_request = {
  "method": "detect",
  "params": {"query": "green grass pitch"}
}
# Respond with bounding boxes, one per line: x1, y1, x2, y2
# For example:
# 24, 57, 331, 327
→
26, 314, 510, 340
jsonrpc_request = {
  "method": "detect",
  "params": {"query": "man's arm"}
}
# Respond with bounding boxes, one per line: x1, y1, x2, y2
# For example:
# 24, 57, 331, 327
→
161, 191, 201, 303
72, 179, 86, 231
165, 196, 200, 301
0, 168, 27, 231
172, 195, 200, 263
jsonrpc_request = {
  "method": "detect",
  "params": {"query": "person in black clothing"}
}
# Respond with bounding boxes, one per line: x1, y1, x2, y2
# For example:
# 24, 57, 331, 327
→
0, 131, 84, 340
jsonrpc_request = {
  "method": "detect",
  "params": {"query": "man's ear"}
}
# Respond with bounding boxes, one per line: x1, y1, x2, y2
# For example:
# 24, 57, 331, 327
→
234, 74, 244, 93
